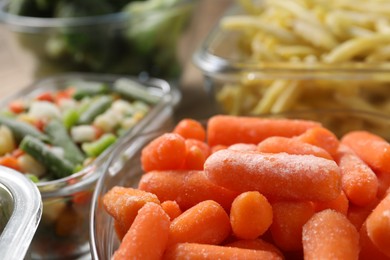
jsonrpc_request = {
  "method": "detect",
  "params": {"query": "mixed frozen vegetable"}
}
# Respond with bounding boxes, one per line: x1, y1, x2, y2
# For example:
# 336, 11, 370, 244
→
0, 78, 157, 182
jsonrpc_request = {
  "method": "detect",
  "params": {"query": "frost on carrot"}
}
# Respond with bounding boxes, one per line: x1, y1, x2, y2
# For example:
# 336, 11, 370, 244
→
207, 115, 321, 147
168, 200, 231, 246
173, 118, 206, 141
102, 186, 160, 239
112, 202, 170, 260
140, 133, 186, 172
204, 149, 341, 201
138, 170, 239, 211
230, 191, 273, 240
302, 209, 359, 260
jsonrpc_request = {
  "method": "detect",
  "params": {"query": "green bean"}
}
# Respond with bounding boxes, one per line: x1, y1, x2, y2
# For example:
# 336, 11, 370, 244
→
0, 115, 49, 143
77, 95, 113, 125
113, 78, 160, 104
45, 119, 85, 165
81, 133, 117, 157
20, 135, 75, 179
72, 81, 110, 100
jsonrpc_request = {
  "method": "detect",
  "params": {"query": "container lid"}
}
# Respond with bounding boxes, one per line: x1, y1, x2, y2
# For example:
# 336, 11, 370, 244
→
0, 166, 42, 259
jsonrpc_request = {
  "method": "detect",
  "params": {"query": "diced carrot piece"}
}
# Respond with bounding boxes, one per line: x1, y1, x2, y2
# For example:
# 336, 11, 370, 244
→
0, 155, 21, 172
138, 170, 239, 211
207, 115, 321, 147
295, 126, 340, 159
112, 202, 170, 260
257, 136, 333, 160
365, 192, 390, 257
336, 144, 378, 206
141, 133, 186, 172
36, 91, 54, 102
270, 201, 315, 251
161, 200, 182, 221
302, 209, 359, 260
341, 130, 390, 173
8, 100, 25, 114
163, 243, 283, 260
168, 200, 231, 246
230, 191, 272, 240
204, 149, 341, 201
102, 187, 160, 240
173, 118, 206, 141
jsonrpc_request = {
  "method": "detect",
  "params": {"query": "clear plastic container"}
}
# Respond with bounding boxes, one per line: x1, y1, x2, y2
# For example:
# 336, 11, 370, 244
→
0, 0, 196, 82
0, 166, 42, 259
193, 2, 390, 117
89, 109, 390, 259
0, 73, 176, 259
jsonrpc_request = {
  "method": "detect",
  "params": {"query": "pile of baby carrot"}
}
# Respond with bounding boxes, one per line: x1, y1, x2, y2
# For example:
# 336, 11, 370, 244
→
102, 115, 390, 259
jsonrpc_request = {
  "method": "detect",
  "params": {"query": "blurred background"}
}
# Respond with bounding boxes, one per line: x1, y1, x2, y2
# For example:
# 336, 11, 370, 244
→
0, 0, 232, 119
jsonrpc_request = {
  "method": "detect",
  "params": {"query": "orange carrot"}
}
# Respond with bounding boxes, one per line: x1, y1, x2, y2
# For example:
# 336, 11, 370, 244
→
211, 144, 227, 154
168, 200, 231, 246
204, 149, 341, 201
138, 170, 239, 211
336, 144, 378, 206
183, 139, 210, 170
161, 200, 182, 220
0, 155, 21, 172
270, 201, 315, 251
376, 171, 390, 200
302, 209, 359, 260
173, 118, 206, 141
228, 143, 258, 152
359, 222, 389, 260
141, 133, 186, 172
225, 239, 284, 259
313, 190, 349, 215
295, 126, 340, 159
163, 243, 283, 260
207, 115, 321, 147
230, 191, 273, 240
102, 186, 160, 239
341, 130, 390, 173
365, 192, 390, 257
347, 198, 380, 230
257, 136, 333, 160
112, 202, 170, 260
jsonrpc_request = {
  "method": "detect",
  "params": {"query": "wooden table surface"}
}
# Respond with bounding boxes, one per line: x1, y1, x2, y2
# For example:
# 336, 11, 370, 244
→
0, 0, 232, 120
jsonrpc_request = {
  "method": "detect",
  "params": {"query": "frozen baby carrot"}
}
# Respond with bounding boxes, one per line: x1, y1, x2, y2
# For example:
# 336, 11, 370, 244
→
168, 200, 231, 246
347, 198, 380, 230
225, 239, 284, 259
102, 187, 160, 239
359, 222, 389, 260
295, 126, 340, 159
257, 136, 333, 160
183, 139, 210, 170
204, 149, 341, 201
365, 192, 390, 257
112, 202, 170, 260
138, 170, 239, 211
161, 200, 182, 221
341, 130, 390, 173
230, 191, 273, 240
302, 209, 359, 260
141, 133, 186, 172
163, 243, 283, 260
270, 201, 315, 251
211, 144, 227, 154
376, 171, 390, 200
207, 115, 321, 147
228, 143, 258, 152
313, 190, 349, 215
173, 118, 206, 141
336, 144, 378, 206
